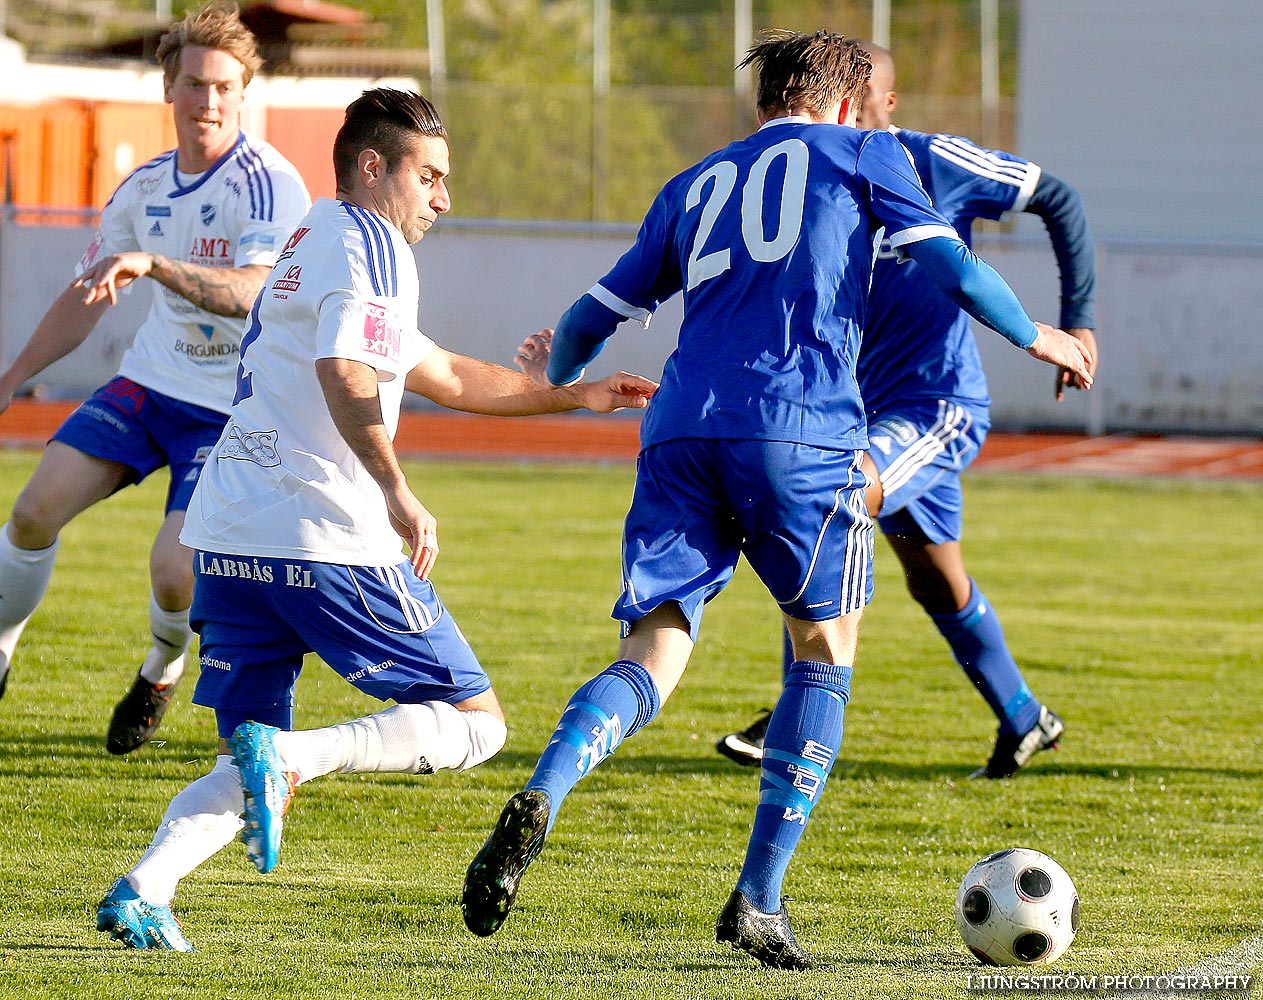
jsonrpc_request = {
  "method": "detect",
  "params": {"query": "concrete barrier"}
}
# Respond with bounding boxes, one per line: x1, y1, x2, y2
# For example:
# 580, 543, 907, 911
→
3, 214, 1260, 435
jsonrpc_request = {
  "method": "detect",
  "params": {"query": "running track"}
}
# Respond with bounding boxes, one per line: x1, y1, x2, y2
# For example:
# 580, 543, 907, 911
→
2, 401, 1261, 480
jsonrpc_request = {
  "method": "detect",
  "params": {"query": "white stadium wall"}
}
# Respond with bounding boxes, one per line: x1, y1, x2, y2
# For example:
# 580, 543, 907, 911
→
3, 219, 1261, 435
1017, 0, 1263, 246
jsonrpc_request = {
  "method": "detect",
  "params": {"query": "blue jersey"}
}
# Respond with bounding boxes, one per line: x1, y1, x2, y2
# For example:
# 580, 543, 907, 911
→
857, 129, 1041, 414
592, 118, 958, 452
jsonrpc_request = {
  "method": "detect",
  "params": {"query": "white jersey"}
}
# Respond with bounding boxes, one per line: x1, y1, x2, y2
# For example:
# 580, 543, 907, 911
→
181, 198, 436, 566
78, 132, 310, 414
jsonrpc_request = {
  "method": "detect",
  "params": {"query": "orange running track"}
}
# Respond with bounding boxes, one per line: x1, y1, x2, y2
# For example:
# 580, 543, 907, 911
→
2, 400, 1261, 480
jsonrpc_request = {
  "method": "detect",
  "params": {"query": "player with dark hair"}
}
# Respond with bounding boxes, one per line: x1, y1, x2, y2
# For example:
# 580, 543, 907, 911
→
464, 30, 1091, 968
0, 1, 310, 753
95, 88, 656, 952
716, 41, 1098, 779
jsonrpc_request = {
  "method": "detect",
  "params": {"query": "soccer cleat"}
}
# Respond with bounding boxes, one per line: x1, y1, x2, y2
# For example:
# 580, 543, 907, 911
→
0, 664, 8, 702
462, 789, 550, 937
715, 709, 772, 767
716, 888, 815, 970
970, 706, 1065, 780
106, 673, 179, 755
96, 876, 194, 951
228, 721, 297, 873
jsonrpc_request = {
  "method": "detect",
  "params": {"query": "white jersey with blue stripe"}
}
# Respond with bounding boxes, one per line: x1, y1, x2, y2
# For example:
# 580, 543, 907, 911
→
589, 118, 957, 452
857, 128, 1041, 414
181, 199, 437, 566
78, 132, 310, 414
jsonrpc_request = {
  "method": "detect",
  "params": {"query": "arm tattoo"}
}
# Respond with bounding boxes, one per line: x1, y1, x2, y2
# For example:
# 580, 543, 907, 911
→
150, 256, 268, 318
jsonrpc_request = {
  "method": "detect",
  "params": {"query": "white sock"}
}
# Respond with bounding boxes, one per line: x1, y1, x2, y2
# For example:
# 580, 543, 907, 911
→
0, 523, 59, 675
137, 592, 192, 686
127, 755, 245, 904
273, 702, 507, 783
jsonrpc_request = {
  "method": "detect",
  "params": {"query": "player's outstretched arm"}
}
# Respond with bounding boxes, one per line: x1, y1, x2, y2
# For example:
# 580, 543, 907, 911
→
407, 346, 656, 416
0, 284, 109, 416
902, 235, 1093, 386
515, 328, 657, 410
75, 253, 270, 318
316, 357, 439, 581
1020, 172, 1098, 400
514, 328, 555, 389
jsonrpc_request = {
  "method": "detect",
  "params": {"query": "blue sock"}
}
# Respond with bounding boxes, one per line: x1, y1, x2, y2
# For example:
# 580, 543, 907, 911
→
736, 660, 851, 913
929, 581, 1039, 736
525, 659, 660, 831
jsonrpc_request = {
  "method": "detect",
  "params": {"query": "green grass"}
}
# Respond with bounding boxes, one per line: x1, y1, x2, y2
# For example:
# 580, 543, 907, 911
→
0, 448, 1259, 999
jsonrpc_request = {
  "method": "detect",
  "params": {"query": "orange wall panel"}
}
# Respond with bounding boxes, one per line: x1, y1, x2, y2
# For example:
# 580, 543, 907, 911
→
40, 103, 94, 207
0, 107, 51, 206
263, 106, 345, 201
90, 103, 177, 206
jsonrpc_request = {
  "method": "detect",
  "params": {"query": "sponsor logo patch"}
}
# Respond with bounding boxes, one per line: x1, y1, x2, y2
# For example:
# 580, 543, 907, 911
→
145, 205, 172, 217
200, 203, 216, 225
278, 226, 310, 261
271, 264, 302, 294
135, 176, 162, 196
362, 303, 400, 362
220, 424, 281, 467
78, 229, 105, 270
147, 220, 164, 237
188, 236, 231, 264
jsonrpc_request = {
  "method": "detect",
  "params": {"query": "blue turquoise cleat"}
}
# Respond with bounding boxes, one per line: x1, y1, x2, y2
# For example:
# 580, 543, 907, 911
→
97, 877, 194, 951
228, 721, 296, 874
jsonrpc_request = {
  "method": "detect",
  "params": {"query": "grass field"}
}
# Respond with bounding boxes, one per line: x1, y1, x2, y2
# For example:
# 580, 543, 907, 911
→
0, 448, 1259, 1000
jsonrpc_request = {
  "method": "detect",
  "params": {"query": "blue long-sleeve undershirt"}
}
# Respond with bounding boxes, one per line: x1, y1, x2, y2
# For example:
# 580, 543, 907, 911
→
547, 294, 623, 387
1023, 170, 1096, 330
901, 235, 1039, 349
548, 230, 1043, 383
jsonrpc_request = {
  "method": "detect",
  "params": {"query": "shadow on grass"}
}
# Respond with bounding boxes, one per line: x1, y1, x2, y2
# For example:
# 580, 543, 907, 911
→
482, 749, 1263, 783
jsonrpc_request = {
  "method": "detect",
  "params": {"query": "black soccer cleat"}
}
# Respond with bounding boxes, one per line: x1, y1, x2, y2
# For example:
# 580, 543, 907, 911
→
716, 888, 815, 970
0, 664, 8, 702
970, 706, 1065, 779
462, 789, 550, 937
106, 673, 179, 755
715, 709, 772, 767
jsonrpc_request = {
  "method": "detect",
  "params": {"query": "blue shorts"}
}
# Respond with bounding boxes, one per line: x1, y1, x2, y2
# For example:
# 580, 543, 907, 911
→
189, 552, 490, 737
614, 439, 874, 641
51, 376, 226, 513
866, 400, 989, 545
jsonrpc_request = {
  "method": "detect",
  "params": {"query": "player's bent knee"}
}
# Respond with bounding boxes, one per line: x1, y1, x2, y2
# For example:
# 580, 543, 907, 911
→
427, 700, 505, 771
388, 701, 506, 773
458, 708, 507, 770
7, 495, 63, 550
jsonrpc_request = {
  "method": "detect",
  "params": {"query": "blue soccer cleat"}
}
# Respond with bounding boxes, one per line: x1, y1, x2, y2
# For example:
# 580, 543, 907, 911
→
97, 876, 194, 952
228, 721, 296, 874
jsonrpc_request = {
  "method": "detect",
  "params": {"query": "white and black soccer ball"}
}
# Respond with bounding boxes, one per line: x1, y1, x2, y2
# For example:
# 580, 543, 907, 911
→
955, 848, 1080, 966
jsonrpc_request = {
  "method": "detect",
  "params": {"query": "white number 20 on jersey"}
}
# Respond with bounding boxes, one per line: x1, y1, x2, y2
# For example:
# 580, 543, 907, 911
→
684, 137, 809, 291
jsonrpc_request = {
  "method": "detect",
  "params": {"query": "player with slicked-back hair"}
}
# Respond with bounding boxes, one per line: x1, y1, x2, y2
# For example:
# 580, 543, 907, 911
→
468, 28, 1091, 969
96, 86, 656, 952
332, 88, 448, 191
0, 0, 309, 755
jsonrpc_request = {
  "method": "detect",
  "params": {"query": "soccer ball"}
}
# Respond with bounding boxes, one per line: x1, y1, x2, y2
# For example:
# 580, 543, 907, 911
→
955, 848, 1080, 966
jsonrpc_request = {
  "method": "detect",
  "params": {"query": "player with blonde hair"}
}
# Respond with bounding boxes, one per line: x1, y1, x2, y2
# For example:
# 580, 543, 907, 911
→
0, 2, 309, 753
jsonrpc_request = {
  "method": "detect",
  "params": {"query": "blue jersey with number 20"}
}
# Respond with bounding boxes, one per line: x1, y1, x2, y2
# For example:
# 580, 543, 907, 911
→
591, 117, 958, 452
